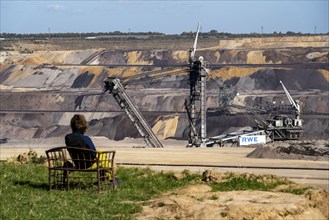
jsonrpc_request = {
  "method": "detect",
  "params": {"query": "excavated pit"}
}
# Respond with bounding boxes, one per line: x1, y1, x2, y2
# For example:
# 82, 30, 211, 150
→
0, 36, 328, 145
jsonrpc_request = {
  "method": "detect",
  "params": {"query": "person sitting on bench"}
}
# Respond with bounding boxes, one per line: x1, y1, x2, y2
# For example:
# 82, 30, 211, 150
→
64, 114, 111, 178
65, 114, 97, 169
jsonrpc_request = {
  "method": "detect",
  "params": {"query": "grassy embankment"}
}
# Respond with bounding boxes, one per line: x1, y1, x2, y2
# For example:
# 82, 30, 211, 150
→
0, 152, 311, 220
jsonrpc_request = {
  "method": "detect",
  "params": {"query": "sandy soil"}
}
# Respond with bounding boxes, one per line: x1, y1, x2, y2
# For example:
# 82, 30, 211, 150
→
136, 184, 328, 220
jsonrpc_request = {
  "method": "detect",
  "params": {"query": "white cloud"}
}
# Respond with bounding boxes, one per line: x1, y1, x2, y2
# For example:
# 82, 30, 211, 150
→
47, 4, 65, 11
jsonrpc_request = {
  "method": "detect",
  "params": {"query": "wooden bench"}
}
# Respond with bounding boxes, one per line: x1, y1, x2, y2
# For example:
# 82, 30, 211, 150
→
45, 147, 116, 193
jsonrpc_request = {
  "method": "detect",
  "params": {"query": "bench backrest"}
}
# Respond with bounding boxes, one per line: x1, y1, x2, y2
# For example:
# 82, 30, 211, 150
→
46, 147, 116, 170
46, 147, 67, 168
66, 147, 96, 169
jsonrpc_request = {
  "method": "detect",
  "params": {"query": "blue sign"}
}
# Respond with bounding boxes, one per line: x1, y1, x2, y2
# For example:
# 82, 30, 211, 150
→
239, 135, 266, 146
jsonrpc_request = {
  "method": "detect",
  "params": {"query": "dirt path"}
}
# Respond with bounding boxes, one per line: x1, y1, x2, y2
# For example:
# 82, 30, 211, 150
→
1, 137, 328, 190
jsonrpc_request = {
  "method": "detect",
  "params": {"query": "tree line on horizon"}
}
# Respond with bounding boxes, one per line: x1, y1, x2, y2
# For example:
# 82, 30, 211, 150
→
0, 30, 326, 40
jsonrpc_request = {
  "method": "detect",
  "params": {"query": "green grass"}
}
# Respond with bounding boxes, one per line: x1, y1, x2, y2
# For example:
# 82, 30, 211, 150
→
210, 172, 295, 192
0, 161, 311, 219
211, 176, 289, 192
0, 163, 200, 220
279, 185, 313, 195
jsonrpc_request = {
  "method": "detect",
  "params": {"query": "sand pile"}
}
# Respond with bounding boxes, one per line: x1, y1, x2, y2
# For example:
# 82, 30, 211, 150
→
247, 140, 329, 161
136, 169, 329, 220
138, 186, 326, 220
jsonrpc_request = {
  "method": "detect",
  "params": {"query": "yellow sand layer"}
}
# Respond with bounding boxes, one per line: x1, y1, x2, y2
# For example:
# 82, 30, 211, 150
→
172, 51, 188, 62
214, 51, 221, 62
319, 70, 329, 82
121, 67, 140, 78
210, 67, 261, 80
214, 36, 329, 50
0, 63, 10, 71
79, 66, 100, 75
21, 55, 49, 65
246, 51, 269, 64
152, 116, 179, 140
127, 51, 151, 65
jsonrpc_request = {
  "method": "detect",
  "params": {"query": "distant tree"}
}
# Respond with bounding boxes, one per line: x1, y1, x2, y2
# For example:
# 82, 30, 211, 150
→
286, 31, 295, 35
210, 29, 218, 34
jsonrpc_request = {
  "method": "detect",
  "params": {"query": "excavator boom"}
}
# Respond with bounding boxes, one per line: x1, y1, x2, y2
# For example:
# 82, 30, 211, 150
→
279, 81, 300, 115
104, 77, 163, 148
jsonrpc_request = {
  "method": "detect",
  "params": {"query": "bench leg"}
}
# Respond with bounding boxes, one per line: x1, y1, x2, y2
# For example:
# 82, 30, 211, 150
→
98, 170, 110, 193
48, 170, 52, 190
97, 171, 101, 193
63, 170, 70, 190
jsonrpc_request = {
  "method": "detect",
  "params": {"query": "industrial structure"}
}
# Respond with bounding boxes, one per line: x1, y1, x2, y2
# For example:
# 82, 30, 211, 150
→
263, 81, 304, 140
185, 24, 209, 147
101, 24, 304, 147
103, 77, 164, 148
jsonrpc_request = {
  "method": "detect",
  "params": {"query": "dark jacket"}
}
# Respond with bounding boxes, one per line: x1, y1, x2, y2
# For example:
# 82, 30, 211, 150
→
65, 132, 96, 168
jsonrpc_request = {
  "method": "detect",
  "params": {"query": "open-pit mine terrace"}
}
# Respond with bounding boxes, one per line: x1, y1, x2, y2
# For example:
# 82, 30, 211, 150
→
1, 35, 328, 141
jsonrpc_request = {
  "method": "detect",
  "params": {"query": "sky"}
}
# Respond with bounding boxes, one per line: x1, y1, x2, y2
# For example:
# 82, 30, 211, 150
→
1, 0, 328, 34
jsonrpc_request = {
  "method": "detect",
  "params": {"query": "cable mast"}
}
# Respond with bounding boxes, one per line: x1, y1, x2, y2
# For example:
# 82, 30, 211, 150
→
186, 23, 210, 147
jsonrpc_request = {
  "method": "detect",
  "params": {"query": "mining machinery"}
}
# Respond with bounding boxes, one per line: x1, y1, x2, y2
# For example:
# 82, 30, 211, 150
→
185, 23, 210, 147
264, 81, 304, 140
100, 24, 304, 148
103, 77, 164, 148
208, 75, 305, 144
101, 23, 213, 148
102, 67, 187, 148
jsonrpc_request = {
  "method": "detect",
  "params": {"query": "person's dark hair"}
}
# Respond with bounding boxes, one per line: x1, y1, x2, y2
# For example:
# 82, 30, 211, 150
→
70, 114, 88, 134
